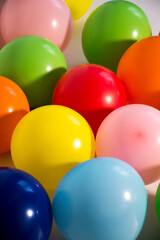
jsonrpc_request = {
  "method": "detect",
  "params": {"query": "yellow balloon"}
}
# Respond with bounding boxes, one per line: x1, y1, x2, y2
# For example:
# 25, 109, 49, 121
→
64, 0, 93, 21
11, 105, 95, 198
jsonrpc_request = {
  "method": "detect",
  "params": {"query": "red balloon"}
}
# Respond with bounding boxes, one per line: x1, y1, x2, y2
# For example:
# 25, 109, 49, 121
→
52, 64, 126, 135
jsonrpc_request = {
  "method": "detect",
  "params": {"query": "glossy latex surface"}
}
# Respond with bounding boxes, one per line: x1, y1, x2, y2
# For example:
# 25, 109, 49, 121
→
117, 36, 160, 109
53, 64, 126, 135
0, 76, 29, 154
64, 0, 93, 21
82, 1, 151, 73
11, 105, 95, 198
0, 167, 52, 240
0, 36, 67, 108
0, 0, 73, 50
53, 157, 147, 240
96, 104, 160, 185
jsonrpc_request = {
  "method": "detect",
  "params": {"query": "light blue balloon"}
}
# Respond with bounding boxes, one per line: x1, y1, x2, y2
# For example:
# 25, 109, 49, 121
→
52, 157, 148, 240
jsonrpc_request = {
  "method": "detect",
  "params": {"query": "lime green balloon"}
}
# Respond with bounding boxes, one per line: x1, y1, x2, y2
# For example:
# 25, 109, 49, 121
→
0, 36, 67, 108
155, 184, 160, 221
82, 1, 151, 73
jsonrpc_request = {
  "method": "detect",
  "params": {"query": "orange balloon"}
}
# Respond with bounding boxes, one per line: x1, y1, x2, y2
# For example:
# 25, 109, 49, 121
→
0, 76, 30, 154
117, 36, 160, 109
0, 152, 15, 168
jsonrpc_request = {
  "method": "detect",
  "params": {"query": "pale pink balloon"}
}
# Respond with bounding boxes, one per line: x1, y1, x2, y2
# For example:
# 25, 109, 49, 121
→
0, 0, 73, 51
96, 104, 160, 185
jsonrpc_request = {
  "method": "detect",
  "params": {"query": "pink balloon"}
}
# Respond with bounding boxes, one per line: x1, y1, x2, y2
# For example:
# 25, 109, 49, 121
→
96, 104, 160, 185
0, 0, 5, 49
0, 0, 73, 51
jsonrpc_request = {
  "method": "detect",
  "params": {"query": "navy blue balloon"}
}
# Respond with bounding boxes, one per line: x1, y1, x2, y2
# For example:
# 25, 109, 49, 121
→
52, 157, 148, 240
0, 167, 52, 240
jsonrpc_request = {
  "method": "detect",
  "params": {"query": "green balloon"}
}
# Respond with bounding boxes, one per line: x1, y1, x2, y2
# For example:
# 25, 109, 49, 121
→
155, 184, 160, 221
82, 0, 151, 73
0, 36, 67, 108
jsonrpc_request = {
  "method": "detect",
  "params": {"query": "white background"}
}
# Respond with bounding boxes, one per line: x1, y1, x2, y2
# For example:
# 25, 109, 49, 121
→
51, 0, 160, 239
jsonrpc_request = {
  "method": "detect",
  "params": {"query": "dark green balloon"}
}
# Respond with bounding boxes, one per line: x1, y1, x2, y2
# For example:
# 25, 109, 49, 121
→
0, 36, 67, 108
155, 184, 160, 221
82, 0, 151, 73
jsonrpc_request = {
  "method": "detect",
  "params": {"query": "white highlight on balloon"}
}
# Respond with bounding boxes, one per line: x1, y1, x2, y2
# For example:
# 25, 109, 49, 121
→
133, 30, 138, 38
73, 139, 82, 149
124, 191, 131, 201
8, 107, 13, 113
27, 209, 34, 217
52, 20, 57, 28
46, 66, 52, 72
106, 96, 112, 104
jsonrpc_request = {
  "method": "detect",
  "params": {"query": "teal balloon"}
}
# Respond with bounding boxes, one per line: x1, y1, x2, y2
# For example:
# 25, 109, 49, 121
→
82, 1, 151, 73
52, 157, 148, 240
0, 36, 67, 108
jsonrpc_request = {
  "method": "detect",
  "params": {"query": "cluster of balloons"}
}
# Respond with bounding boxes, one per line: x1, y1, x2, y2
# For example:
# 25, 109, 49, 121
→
0, 0, 160, 239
